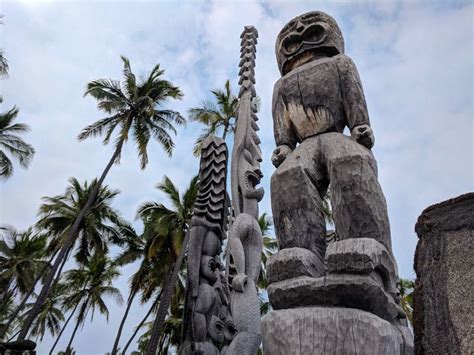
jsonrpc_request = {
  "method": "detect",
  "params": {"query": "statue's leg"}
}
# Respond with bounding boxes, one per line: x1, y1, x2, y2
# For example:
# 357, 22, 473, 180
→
321, 133, 392, 251
271, 137, 327, 262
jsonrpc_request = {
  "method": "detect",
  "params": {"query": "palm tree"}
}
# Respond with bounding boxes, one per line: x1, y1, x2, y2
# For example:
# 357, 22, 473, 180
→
0, 53, 7, 77
0, 49, 7, 77
37, 177, 125, 265
138, 175, 197, 355
156, 274, 185, 353
0, 228, 55, 340
0, 16, 34, 181
137, 277, 185, 354
121, 297, 159, 355
0, 51, 8, 76
19, 283, 66, 342
18, 56, 184, 340
49, 297, 80, 355
0, 101, 35, 180
188, 80, 238, 155
61, 254, 123, 354
0, 18, 34, 181
113, 224, 170, 354
110, 224, 146, 355
0, 226, 48, 310
398, 278, 414, 326
0, 16, 8, 78
0, 296, 16, 341
4, 178, 124, 341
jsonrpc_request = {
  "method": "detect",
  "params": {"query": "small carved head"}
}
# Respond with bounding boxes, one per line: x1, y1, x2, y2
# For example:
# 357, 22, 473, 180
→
200, 255, 220, 284
276, 11, 344, 75
208, 315, 225, 344
224, 319, 238, 342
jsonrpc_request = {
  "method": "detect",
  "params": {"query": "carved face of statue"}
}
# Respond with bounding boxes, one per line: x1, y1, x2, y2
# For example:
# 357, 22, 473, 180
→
200, 255, 220, 284
276, 11, 344, 75
224, 319, 238, 342
208, 315, 225, 345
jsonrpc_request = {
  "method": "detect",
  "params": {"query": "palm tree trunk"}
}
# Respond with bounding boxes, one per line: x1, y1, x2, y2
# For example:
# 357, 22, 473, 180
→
0, 284, 17, 314
18, 140, 124, 341
145, 231, 189, 355
0, 250, 59, 339
111, 289, 137, 355
65, 312, 83, 355
157, 332, 168, 354
7, 329, 20, 342
49, 245, 72, 294
122, 294, 161, 354
49, 303, 79, 355
222, 122, 229, 140
65, 294, 90, 355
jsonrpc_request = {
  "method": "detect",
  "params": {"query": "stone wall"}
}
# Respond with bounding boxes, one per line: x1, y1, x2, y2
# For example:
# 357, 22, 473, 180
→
414, 193, 474, 355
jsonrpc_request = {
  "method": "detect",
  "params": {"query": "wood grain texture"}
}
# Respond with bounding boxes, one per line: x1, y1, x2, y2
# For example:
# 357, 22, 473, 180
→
262, 307, 403, 355
267, 247, 325, 284
268, 274, 400, 322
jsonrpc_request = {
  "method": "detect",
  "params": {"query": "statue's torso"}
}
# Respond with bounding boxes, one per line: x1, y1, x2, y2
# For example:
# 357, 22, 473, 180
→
277, 55, 347, 141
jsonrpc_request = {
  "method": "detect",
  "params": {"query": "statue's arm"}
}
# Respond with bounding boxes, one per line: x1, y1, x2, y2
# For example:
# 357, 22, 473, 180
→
272, 79, 296, 167
336, 55, 374, 149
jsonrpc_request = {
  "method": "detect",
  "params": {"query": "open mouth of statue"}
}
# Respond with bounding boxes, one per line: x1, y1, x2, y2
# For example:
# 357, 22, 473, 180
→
244, 170, 264, 201
245, 170, 263, 190
283, 46, 340, 75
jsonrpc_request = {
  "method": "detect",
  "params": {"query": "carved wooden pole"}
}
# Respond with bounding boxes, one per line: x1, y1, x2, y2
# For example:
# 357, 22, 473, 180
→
178, 26, 263, 355
225, 25, 263, 355
178, 137, 231, 355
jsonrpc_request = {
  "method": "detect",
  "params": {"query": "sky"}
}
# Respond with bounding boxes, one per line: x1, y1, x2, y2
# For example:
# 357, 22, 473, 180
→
1, 0, 473, 354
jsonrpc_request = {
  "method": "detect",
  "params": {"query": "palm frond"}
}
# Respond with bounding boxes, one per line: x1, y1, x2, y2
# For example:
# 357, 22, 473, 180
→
121, 56, 137, 101
77, 115, 120, 141
0, 52, 9, 77
0, 149, 13, 178
156, 176, 181, 210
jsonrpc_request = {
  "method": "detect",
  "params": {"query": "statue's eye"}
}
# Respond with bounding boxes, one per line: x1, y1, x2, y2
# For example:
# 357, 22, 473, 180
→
302, 24, 326, 43
282, 35, 301, 54
227, 324, 237, 335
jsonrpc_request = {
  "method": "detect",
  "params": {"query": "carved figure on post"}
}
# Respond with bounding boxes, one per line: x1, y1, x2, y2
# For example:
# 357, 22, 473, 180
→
270, 11, 395, 286
263, 12, 413, 354
181, 136, 236, 355
181, 25, 264, 355
225, 25, 263, 355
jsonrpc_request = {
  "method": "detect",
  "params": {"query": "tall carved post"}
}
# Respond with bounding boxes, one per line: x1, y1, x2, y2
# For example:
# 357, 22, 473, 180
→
180, 26, 263, 355
180, 136, 235, 355
225, 25, 263, 355
262, 11, 413, 354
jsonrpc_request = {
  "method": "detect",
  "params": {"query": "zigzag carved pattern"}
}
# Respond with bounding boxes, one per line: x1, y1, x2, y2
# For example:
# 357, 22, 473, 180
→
192, 136, 228, 228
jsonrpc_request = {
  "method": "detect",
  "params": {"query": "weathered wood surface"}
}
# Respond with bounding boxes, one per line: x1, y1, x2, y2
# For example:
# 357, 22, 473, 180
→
264, 10, 413, 355
262, 307, 406, 355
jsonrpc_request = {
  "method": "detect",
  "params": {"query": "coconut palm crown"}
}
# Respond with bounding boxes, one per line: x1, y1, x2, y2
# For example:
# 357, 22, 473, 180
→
188, 79, 238, 156
0, 102, 35, 179
79, 56, 185, 169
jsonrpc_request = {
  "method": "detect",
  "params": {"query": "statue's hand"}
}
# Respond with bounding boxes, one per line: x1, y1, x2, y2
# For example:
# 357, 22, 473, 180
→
351, 124, 374, 149
272, 145, 292, 168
